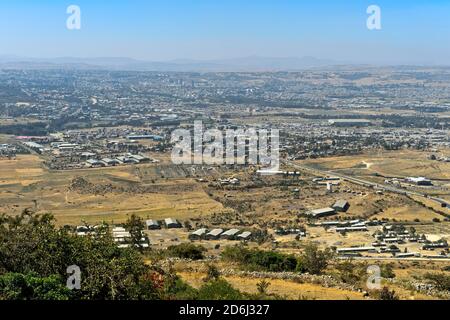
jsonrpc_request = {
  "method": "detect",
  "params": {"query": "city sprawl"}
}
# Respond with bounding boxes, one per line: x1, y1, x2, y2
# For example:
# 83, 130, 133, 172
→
0, 66, 449, 300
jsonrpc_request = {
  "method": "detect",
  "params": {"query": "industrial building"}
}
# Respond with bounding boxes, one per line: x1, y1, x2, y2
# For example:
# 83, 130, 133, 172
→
237, 231, 252, 241
206, 228, 224, 240
332, 200, 350, 212
335, 226, 368, 233
189, 228, 207, 240
406, 177, 433, 186
337, 246, 376, 254
220, 229, 240, 240
145, 219, 161, 230
328, 119, 372, 127
164, 218, 181, 229
305, 207, 336, 218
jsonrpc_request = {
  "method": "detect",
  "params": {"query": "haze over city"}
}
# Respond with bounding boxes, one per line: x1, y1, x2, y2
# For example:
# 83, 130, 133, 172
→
0, 0, 449, 308
1, 0, 450, 66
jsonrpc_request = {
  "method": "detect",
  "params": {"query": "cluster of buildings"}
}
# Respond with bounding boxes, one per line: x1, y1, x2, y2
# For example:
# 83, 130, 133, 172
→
112, 227, 149, 249
283, 123, 450, 161
336, 224, 449, 258
188, 228, 252, 241
75, 224, 106, 236
144, 216, 255, 242
17, 130, 160, 170
373, 225, 423, 245
305, 199, 350, 218
275, 227, 306, 238
145, 218, 182, 230
218, 177, 240, 186
0, 143, 16, 157
385, 176, 434, 187
75, 224, 150, 249
405, 177, 433, 186
85, 154, 154, 168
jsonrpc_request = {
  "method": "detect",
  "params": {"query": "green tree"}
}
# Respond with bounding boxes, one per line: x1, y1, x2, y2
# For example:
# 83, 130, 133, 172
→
0, 273, 72, 300
335, 261, 366, 285
125, 214, 146, 252
297, 243, 333, 275
162, 272, 198, 300
0, 210, 161, 300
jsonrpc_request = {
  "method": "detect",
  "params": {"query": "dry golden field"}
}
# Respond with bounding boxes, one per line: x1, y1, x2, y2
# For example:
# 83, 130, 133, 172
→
1, 151, 446, 228
178, 271, 366, 300
0, 155, 225, 225
175, 261, 444, 300
303, 149, 450, 180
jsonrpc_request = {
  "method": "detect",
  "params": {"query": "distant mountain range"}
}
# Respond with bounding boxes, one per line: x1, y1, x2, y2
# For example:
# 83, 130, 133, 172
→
0, 55, 342, 72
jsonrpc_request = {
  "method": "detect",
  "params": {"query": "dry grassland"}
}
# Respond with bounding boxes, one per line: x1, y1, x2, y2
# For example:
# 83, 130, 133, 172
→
0, 155, 225, 225
177, 271, 365, 300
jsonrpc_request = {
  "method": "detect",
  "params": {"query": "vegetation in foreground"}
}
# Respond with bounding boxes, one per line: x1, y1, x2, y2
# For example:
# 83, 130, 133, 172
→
221, 243, 333, 274
1, 210, 448, 300
0, 210, 279, 300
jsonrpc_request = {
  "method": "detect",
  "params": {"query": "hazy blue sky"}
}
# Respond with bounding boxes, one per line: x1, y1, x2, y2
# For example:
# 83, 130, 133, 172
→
1, 0, 450, 64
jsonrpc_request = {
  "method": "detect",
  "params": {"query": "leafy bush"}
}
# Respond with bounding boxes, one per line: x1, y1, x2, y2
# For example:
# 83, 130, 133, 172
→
221, 246, 297, 272
256, 279, 271, 295
0, 273, 72, 300
335, 261, 366, 285
167, 243, 206, 260
222, 243, 333, 274
424, 273, 450, 291
297, 243, 334, 275
197, 279, 244, 300
380, 264, 396, 279
203, 264, 221, 282
377, 286, 399, 300
0, 210, 173, 300
0, 210, 254, 301
163, 275, 198, 300
249, 250, 297, 272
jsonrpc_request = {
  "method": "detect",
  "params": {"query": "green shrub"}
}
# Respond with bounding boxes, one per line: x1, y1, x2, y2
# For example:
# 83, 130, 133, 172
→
256, 279, 271, 295
164, 276, 198, 300
221, 246, 297, 272
298, 243, 334, 275
204, 264, 221, 282
377, 286, 399, 300
198, 279, 244, 300
0, 273, 72, 300
381, 264, 396, 279
0, 210, 165, 300
335, 261, 366, 285
424, 273, 450, 291
167, 243, 206, 260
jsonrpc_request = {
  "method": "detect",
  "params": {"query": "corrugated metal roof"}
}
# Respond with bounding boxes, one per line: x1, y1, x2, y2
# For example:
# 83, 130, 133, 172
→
165, 218, 179, 225
222, 229, 240, 236
333, 200, 349, 208
238, 231, 252, 238
146, 219, 159, 226
207, 228, 223, 236
191, 228, 207, 236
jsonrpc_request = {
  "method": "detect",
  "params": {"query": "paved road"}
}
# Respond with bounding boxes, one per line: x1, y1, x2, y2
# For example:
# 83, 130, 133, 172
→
337, 256, 450, 262
285, 160, 450, 211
